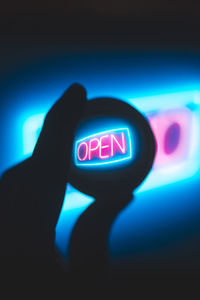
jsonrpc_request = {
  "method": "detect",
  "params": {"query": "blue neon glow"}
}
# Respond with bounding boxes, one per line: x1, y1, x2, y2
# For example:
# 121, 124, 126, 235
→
19, 91, 200, 194
55, 185, 94, 257
74, 128, 132, 167
23, 113, 45, 156
2, 51, 200, 263
6, 96, 200, 262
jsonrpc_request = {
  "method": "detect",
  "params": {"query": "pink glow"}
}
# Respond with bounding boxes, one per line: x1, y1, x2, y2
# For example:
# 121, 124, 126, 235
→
99, 135, 110, 159
77, 142, 88, 161
77, 131, 128, 162
149, 108, 192, 167
89, 138, 100, 160
111, 132, 126, 157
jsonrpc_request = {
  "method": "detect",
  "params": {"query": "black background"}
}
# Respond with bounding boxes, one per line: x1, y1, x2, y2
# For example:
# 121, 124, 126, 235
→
1, 1, 200, 93
1, 1, 200, 51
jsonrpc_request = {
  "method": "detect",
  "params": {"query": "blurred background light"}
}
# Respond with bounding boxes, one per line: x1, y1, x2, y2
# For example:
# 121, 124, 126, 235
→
1, 51, 200, 263
19, 90, 200, 259
21, 91, 200, 192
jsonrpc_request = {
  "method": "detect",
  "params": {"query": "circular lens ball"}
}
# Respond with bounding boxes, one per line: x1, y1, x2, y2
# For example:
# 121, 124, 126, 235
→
69, 97, 156, 197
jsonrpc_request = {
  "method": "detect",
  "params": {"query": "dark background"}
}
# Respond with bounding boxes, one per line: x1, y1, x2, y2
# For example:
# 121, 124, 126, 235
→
1, 1, 200, 279
1, 1, 200, 89
1, 1, 200, 49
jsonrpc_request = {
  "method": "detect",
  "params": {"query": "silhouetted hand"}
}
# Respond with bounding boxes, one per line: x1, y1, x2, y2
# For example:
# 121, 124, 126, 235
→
0, 83, 86, 275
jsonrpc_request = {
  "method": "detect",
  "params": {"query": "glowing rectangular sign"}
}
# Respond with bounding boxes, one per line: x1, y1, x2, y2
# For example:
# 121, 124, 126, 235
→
75, 128, 132, 166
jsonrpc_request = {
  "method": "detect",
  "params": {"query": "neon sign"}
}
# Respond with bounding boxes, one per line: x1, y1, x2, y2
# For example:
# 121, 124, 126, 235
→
74, 128, 132, 166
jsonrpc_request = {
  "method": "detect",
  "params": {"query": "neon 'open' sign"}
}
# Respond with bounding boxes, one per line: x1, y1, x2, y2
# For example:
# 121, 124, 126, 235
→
74, 128, 132, 166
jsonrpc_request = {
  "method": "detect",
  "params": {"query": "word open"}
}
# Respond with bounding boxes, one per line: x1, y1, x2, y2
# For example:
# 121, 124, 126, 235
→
75, 128, 132, 166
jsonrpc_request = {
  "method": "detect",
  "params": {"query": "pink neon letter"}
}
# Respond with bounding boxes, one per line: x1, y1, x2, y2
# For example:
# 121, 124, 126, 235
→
99, 135, 110, 159
89, 138, 100, 160
111, 132, 126, 156
77, 142, 88, 161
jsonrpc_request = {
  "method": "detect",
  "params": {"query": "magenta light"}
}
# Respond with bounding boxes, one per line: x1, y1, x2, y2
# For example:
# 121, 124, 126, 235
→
99, 135, 110, 159
149, 108, 193, 168
75, 128, 132, 167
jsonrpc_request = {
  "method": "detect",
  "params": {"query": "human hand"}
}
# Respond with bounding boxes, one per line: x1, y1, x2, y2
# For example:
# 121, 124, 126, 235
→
0, 83, 86, 274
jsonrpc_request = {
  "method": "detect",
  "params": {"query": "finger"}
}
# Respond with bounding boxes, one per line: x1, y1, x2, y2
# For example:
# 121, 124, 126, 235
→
32, 83, 87, 179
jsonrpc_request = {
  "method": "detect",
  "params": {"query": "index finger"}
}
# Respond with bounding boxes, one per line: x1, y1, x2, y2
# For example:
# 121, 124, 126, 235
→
32, 83, 87, 180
